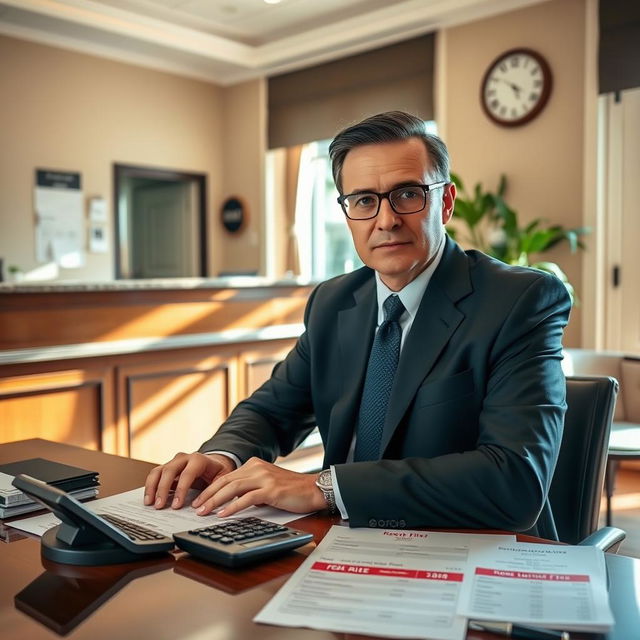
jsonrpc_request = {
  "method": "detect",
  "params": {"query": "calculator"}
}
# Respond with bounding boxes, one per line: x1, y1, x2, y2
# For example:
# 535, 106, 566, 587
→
173, 516, 314, 567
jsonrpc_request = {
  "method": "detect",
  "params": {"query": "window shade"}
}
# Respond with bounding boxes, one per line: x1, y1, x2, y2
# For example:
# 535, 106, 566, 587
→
268, 34, 435, 149
599, 0, 640, 93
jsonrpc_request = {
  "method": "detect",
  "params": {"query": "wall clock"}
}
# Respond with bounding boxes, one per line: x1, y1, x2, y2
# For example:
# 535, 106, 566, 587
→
480, 48, 552, 127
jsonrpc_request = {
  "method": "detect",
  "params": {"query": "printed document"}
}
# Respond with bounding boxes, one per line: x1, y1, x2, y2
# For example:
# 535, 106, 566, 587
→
458, 541, 614, 632
255, 526, 515, 640
7, 487, 307, 537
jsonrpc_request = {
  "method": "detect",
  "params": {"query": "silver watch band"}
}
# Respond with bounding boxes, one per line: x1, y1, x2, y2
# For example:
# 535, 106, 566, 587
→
316, 469, 337, 514
321, 486, 337, 514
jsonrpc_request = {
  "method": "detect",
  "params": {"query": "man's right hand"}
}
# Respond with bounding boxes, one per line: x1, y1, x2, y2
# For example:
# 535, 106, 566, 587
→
143, 452, 236, 510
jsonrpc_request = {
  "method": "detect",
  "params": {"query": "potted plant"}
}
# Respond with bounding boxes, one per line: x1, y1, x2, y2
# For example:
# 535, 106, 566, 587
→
448, 173, 589, 303
7, 265, 24, 282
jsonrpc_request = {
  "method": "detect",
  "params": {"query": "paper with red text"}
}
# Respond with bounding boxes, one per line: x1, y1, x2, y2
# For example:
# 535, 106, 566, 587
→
254, 526, 515, 640
458, 541, 613, 632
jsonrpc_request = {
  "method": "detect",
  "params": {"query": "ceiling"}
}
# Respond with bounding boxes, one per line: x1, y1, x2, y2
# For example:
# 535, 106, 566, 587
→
0, 0, 548, 85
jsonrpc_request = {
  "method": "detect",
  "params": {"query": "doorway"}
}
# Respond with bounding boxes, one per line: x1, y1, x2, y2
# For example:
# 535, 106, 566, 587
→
114, 164, 207, 279
600, 89, 640, 353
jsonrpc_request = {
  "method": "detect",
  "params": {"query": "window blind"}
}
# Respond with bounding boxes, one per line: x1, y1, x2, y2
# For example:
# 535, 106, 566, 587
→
599, 0, 640, 93
268, 34, 435, 149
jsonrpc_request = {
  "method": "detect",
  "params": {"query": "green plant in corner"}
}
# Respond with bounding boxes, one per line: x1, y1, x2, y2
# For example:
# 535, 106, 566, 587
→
447, 173, 589, 303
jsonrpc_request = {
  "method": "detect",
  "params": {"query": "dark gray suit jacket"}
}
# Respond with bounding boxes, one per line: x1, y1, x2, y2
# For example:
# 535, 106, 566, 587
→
200, 237, 571, 538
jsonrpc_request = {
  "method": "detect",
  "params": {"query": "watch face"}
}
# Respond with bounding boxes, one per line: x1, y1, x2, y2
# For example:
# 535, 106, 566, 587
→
317, 469, 332, 489
481, 48, 552, 127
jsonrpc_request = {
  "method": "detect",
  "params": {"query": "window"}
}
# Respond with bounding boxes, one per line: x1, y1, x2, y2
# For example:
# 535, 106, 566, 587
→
295, 140, 362, 281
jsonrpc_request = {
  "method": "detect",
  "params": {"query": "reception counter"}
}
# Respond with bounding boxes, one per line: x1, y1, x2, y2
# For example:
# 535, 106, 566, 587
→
0, 279, 314, 463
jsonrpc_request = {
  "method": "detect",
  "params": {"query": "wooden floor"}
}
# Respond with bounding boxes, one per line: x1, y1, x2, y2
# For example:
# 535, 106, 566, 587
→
602, 467, 640, 557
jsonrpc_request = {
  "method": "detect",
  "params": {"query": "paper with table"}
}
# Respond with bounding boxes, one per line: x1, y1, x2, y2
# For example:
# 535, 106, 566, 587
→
254, 526, 517, 640
458, 540, 614, 633
255, 525, 614, 639
6, 487, 308, 538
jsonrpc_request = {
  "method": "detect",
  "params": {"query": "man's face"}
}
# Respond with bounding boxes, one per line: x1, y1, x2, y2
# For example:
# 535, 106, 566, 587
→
341, 137, 456, 291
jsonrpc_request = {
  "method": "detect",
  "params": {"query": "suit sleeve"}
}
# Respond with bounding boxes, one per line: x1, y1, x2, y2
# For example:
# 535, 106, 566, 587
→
334, 273, 571, 533
198, 287, 319, 463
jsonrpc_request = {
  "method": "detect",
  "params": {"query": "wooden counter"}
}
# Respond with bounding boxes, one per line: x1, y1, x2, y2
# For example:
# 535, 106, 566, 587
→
0, 282, 313, 463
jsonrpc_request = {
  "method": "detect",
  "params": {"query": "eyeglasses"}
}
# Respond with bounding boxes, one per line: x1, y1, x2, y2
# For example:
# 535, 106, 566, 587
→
337, 182, 447, 220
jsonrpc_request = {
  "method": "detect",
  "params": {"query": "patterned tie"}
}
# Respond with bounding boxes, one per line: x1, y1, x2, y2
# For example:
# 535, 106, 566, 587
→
354, 294, 406, 462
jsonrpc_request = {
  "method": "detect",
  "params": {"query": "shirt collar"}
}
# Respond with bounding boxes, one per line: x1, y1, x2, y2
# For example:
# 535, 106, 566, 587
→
374, 238, 445, 324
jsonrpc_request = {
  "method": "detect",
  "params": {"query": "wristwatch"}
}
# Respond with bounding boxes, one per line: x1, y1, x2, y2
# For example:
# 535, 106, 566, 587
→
315, 469, 337, 514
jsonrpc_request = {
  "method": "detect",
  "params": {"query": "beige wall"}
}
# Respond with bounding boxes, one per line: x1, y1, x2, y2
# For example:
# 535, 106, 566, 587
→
0, 35, 225, 280
443, 0, 587, 346
219, 79, 266, 275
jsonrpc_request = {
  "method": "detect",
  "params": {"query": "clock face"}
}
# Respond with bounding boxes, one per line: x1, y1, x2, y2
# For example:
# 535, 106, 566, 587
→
481, 48, 552, 127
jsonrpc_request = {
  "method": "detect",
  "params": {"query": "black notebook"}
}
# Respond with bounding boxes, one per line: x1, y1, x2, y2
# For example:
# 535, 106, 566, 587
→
0, 458, 99, 506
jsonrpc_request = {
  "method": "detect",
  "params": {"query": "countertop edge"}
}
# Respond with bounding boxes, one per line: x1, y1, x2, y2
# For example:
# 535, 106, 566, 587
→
0, 323, 305, 365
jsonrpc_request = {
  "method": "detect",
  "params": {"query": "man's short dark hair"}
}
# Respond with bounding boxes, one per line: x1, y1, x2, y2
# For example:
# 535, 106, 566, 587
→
328, 111, 450, 194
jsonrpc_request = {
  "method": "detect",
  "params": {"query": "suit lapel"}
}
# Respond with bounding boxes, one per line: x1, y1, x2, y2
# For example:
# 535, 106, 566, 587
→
323, 274, 377, 466
379, 238, 473, 455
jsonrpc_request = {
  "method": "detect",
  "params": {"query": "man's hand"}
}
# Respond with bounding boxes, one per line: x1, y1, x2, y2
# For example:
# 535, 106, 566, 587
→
191, 457, 328, 517
143, 452, 236, 509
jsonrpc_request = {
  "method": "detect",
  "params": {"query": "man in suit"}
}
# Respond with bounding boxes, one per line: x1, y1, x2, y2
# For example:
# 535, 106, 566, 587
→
144, 111, 571, 538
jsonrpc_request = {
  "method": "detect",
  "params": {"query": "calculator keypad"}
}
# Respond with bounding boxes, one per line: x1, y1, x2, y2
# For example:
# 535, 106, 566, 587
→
189, 517, 287, 544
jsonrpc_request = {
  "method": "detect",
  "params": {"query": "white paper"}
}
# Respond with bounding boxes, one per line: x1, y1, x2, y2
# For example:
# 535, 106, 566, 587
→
0, 471, 21, 501
88, 197, 107, 222
458, 541, 614, 632
89, 225, 108, 252
35, 185, 84, 268
7, 487, 310, 537
255, 526, 515, 640
1, 486, 98, 516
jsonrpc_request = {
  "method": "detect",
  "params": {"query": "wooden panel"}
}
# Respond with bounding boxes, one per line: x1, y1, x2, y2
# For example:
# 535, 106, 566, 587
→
118, 349, 238, 464
0, 368, 112, 450
239, 340, 296, 398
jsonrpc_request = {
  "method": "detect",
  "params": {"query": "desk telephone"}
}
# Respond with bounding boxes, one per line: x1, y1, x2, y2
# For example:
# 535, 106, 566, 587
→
12, 474, 313, 567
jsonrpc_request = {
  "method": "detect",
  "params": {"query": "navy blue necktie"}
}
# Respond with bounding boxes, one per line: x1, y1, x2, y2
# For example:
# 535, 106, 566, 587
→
354, 294, 405, 462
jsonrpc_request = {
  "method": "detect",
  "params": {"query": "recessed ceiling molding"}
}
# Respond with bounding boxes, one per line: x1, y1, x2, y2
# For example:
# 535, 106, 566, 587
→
0, 0, 550, 86
1, 0, 254, 63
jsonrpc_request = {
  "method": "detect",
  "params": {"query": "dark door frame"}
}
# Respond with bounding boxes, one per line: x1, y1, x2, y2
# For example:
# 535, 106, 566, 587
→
113, 164, 208, 279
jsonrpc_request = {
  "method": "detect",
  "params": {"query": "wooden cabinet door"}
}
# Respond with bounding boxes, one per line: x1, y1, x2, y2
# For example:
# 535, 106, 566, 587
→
238, 339, 296, 398
117, 349, 238, 464
0, 367, 113, 450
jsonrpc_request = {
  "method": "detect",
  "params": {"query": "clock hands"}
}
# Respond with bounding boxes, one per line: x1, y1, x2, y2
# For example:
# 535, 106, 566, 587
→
495, 77, 523, 97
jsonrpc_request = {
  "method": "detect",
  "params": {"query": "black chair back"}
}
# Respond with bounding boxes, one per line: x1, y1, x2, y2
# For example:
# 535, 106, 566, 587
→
549, 376, 618, 545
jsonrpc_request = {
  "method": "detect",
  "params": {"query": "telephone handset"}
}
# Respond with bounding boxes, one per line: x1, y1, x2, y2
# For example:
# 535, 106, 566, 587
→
11, 474, 174, 565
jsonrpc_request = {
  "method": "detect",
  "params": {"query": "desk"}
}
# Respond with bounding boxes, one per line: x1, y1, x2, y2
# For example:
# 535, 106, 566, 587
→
0, 439, 638, 640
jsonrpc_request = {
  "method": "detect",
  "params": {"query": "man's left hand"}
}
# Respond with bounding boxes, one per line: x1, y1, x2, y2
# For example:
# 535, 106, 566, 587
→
191, 457, 328, 517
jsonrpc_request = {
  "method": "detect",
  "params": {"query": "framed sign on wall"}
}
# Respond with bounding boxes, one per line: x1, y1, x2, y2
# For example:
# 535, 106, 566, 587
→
221, 197, 246, 233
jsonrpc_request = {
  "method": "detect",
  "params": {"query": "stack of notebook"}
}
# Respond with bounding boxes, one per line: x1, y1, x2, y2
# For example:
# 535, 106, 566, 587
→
0, 458, 99, 519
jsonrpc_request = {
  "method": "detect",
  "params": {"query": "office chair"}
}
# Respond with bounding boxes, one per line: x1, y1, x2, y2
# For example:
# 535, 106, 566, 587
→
548, 376, 626, 552
562, 349, 640, 526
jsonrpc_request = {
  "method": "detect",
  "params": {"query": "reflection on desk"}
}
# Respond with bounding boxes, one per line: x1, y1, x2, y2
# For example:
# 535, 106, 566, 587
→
14, 556, 175, 636
0, 520, 26, 543
173, 543, 315, 596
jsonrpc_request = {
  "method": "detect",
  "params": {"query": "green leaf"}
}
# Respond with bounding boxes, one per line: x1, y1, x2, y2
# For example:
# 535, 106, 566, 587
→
450, 172, 464, 192
448, 172, 589, 307
524, 218, 542, 234
497, 174, 507, 197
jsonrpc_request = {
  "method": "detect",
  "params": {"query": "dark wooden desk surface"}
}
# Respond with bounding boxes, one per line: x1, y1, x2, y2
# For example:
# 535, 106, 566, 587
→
0, 439, 637, 640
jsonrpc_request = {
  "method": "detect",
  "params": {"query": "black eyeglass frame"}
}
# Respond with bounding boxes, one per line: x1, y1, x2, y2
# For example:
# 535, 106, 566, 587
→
337, 182, 448, 220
